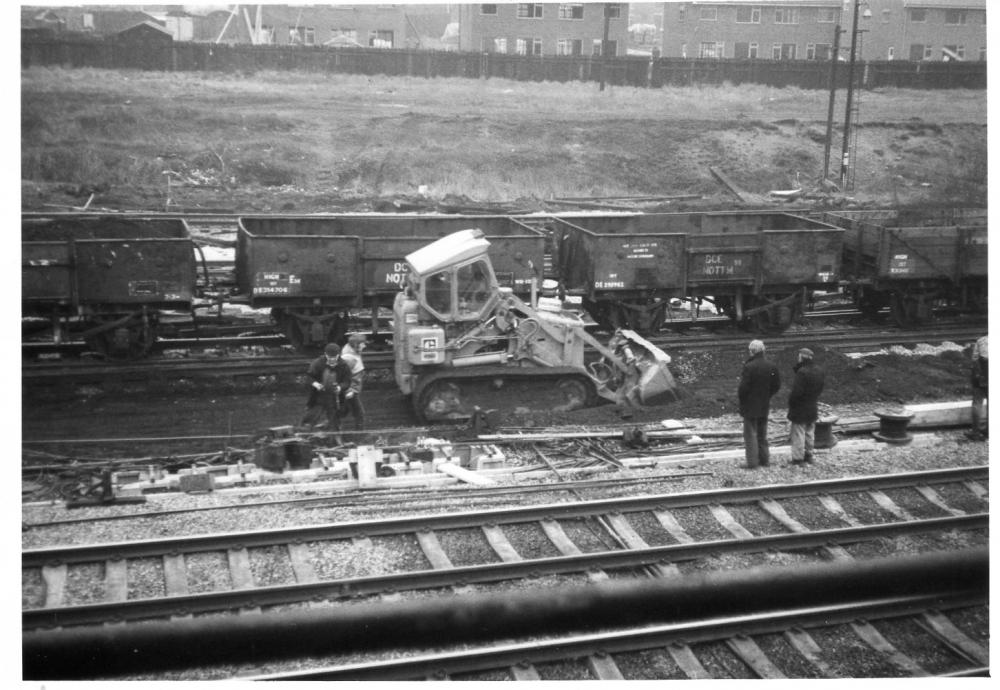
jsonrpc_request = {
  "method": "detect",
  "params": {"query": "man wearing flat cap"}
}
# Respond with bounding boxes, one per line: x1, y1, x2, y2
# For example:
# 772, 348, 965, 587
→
787, 347, 826, 465
738, 339, 781, 468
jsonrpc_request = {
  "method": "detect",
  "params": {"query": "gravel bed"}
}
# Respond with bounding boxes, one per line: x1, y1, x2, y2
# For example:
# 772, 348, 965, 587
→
754, 632, 824, 678
947, 606, 990, 647
22, 569, 45, 608
619, 509, 676, 547
126, 557, 167, 600
433, 527, 500, 567
717, 502, 787, 537
559, 517, 621, 553
689, 641, 753, 679
772, 496, 847, 531
532, 658, 592, 680
306, 536, 422, 580
494, 522, 563, 560
922, 480, 989, 514
664, 505, 740, 542
880, 486, 955, 520
871, 616, 971, 674
248, 545, 296, 586
614, 648, 687, 680
185, 552, 231, 593
807, 624, 902, 677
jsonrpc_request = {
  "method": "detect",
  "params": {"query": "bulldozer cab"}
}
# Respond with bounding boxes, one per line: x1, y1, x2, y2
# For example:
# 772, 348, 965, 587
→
406, 229, 500, 323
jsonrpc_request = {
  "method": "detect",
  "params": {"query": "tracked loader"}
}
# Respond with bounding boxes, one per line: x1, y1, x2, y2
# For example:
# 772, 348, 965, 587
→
393, 229, 680, 422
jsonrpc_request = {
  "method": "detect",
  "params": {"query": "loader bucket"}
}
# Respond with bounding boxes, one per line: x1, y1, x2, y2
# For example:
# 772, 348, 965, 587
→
618, 329, 681, 405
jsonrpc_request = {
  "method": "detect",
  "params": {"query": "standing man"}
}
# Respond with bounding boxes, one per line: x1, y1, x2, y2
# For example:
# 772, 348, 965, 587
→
339, 333, 367, 432
787, 348, 826, 464
301, 343, 354, 432
968, 335, 988, 441
738, 339, 781, 469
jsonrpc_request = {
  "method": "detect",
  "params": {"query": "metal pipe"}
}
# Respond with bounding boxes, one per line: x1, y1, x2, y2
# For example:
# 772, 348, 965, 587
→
451, 352, 508, 367
840, 0, 862, 188
23, 548, 987, 679
822, 23, 842, 180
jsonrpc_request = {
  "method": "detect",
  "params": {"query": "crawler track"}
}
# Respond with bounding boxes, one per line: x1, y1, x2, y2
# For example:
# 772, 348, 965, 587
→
23, 466, 988, 636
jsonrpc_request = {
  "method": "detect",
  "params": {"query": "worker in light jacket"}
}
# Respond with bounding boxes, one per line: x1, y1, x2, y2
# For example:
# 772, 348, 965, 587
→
787, 348, 826, 465
301, 343, 354, 436
737, 339, 781, 469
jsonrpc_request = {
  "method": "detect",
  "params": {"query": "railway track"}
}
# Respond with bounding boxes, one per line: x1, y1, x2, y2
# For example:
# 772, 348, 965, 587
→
21, 324, 985, 387
23, 466, 988, 634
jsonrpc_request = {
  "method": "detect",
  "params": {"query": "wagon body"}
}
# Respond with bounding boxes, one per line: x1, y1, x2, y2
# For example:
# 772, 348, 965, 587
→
22, 216, 196, 311
236, 215, 546, 309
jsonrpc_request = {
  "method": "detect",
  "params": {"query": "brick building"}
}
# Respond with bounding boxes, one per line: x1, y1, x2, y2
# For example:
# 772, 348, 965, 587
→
660, 1, 986, 61
455, 3, 629, 56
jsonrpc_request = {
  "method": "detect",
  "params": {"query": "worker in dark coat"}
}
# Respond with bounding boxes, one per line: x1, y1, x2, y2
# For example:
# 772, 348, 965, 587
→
967, 335, 988, 441
787, 348, 826, 464
737, 339, 781, 468
301, 343, 354, 434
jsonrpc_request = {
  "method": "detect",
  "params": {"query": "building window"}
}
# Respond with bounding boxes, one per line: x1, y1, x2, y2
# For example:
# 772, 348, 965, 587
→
700, 7, 717, 21
735, 42, 759, 59
369, 29, 393, 48
605, 4, 621, 18
817, 8, 836, 23
558, 4, 584, 20
887, 46, 895, 60
304, 27, 315, 45
331, 28, 357, 43
517, 37, 541, 55
481, 4, 497, 14
82, 12, 94, 30
680, 43, 687, 58
774, 8, 798, 24
881, 9, 891, 23
486, 37, 507, 53
909, 44, 931, 61
556, 38, 582, 55
909, 9, 927, 23
772, 43, 796, 59
749, 42, 758, 58
517, 3, 543, 19
678, 7, 686, 22
979, 47, 986, 61
945, 10, 967, 25
289, 26, 306, 43
736, 6, 761, 23
943, 45, 965, 61
699, 41, 723, 58
807, 43, 832, 60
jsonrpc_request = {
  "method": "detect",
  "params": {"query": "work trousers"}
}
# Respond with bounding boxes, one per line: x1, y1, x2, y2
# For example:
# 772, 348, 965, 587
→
339, 395, 365, 431
742, 416, 770, 468
971, 384, 988, 436
789, 421, 816, 462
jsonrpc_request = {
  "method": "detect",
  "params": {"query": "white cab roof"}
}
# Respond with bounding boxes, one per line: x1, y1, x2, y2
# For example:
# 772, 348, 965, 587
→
406, 229, 491, 276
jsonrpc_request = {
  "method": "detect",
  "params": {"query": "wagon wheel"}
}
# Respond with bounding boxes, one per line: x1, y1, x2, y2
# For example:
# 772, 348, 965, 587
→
554, 377, 593, 412
87, 318, 156, 360
741, 296, 797, 335
890, 291, 933, 328
857, 289, 890, 320
414, 380, 466, 423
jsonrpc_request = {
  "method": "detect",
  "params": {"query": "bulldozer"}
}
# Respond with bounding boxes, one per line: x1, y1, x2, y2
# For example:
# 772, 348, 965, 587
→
393, 229, 680, 422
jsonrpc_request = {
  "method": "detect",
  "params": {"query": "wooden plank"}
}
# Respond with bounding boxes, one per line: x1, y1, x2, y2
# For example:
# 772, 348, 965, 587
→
653, 509, 695, 543
964, 481, 988, 501
666, 642, 713, 679
709, 165, 755, 203
603, 513, 679, 577
104, 558, 128, 603
509, 662, 542, 680
287, 542, 318, 584
227, 547, 255, 590
914, 485, 965, 516
436, 462, 497, 486
481, 525, 523, 562
587, 652, 625, 680
41, 563, 67, 608
868, 490, 915, 521
851, 620, 927, 675
783, 627, 842, 678
162, 554, 188, 596
759, 499, 852, 561
920, 610, 989, 665
709, 504, 754, 539
817, 494, 862, 527
416, 530, 454, 570
540, 519, 607, 582
726, 635, 786, 678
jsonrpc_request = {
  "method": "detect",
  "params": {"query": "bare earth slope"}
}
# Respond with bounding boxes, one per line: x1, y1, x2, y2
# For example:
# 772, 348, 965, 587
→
21, 68, 986, 212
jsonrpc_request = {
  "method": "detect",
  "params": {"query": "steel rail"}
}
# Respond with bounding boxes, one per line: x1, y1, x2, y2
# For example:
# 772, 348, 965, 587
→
247, 592, 987, 681
22, 464, 988, 566
22, 325, 983, 382
22, 512, 988, 630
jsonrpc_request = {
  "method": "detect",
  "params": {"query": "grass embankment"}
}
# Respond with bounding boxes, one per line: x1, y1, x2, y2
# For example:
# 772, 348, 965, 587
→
21, 67, 987, 211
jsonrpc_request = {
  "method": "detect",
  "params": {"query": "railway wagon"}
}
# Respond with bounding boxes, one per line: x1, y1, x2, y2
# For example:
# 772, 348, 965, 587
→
22, 215, 197, 358
235, 214, 546, 348
550, 211, 844, 334
823, 211, 988, 326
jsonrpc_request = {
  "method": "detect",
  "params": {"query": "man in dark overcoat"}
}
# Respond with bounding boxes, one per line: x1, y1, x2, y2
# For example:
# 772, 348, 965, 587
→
787, 347, 826, 464
738, 339, 781, 468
